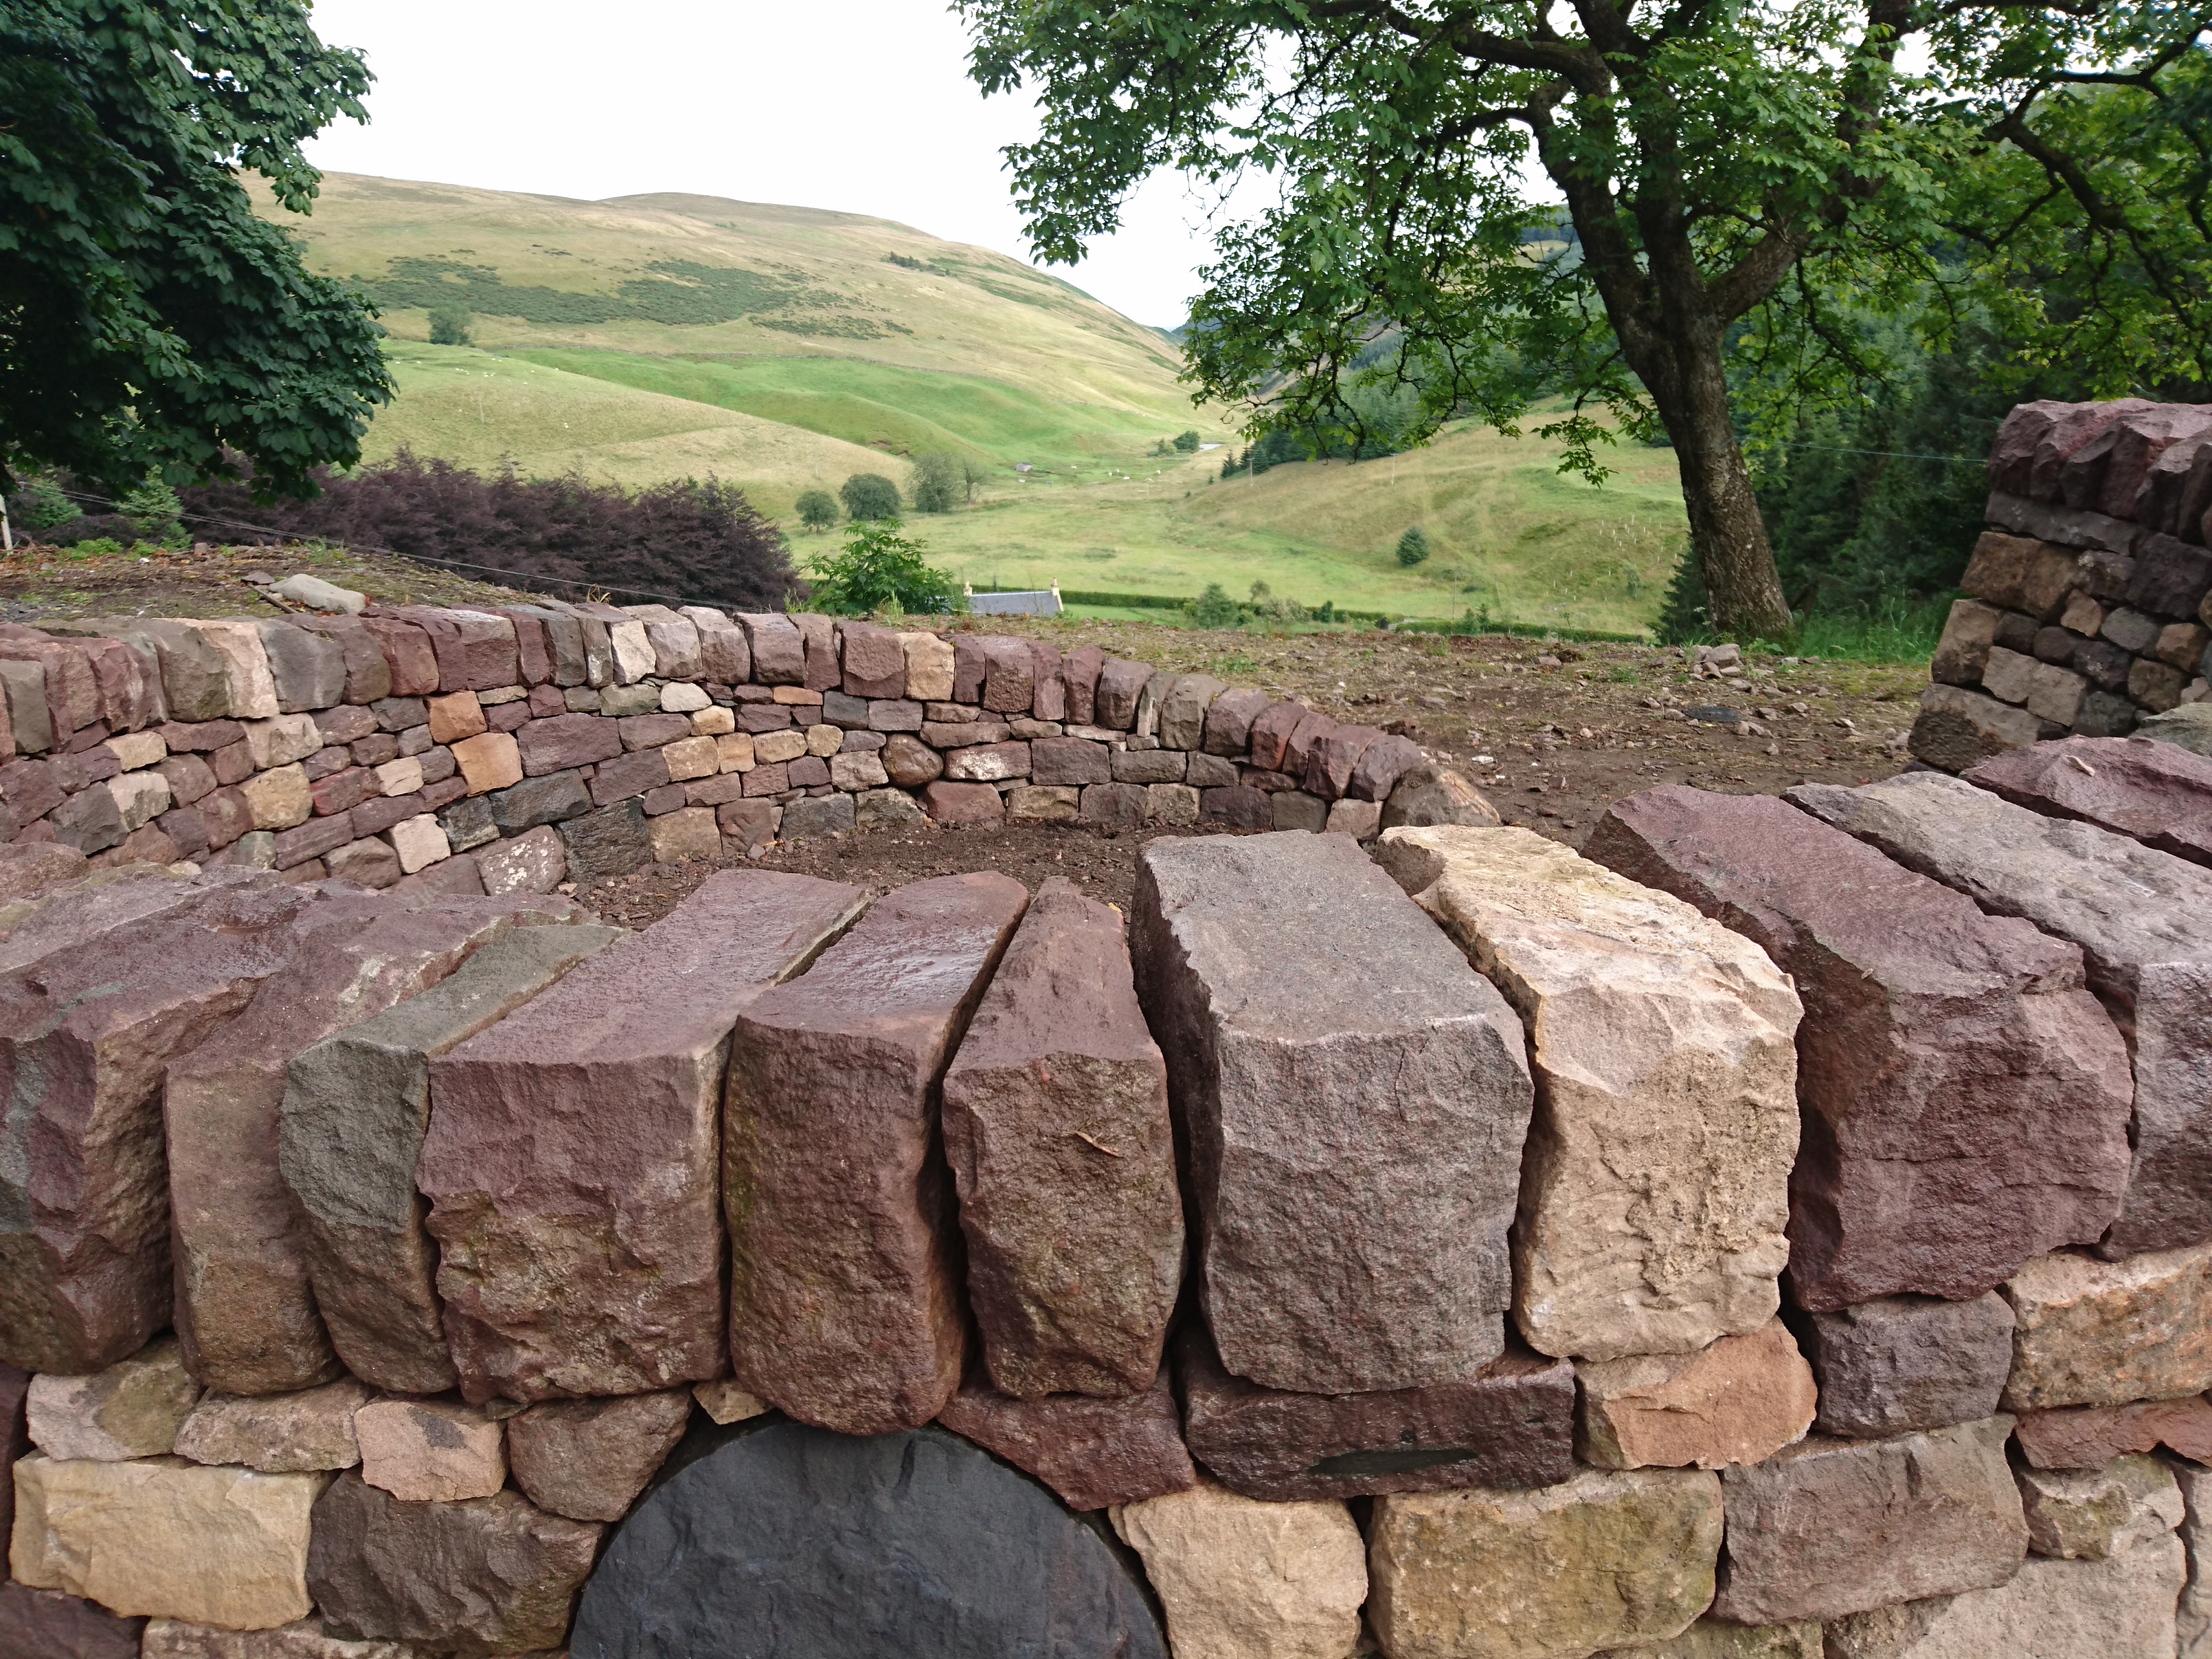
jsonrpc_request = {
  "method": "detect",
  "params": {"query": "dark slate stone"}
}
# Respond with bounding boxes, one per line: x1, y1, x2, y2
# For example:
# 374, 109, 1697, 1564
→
490, 769, 594, 836
441, 795, 499, 853
570, 1421, 1166, 1659
558, 800, 651, 882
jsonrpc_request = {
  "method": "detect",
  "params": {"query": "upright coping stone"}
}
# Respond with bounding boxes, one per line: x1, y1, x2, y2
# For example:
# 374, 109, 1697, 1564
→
0, 872, 326, 1374
941, 876, 1182, 1398
1584, 786, 2134, 1311
421, 871, 867, 1404
1376, 825, 1802, 1364
281, 922, 625, 1395
165, 895, 579, 1395
1130, 831, 1534, 1394
1789, 769, 2212, 1258
725, 872, 1029, 1435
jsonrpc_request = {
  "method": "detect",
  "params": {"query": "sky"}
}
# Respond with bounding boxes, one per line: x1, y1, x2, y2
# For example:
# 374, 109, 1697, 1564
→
299, 0, 1239, 329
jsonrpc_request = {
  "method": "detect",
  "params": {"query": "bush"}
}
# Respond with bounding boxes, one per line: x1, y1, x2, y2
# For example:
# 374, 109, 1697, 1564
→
1187, 582, 1242, 628
5, 471, 81, 533
910, 452, 963, 514
807, 519, 959, 615
840, 472, 901, 521
1395, 526, 1431, 567
1173, 429, 1202, 452
795, 489, 840, 532
428, 306, 473, 346
176, 449, 796, 611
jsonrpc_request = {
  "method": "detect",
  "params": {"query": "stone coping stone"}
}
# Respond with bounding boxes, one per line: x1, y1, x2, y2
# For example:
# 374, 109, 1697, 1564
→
1966, 735, 2212, 867
282, 924, 624, 1394
1130, 831, 1534, 1395
941, 876, 1181, 1399
726, 874, 1029, 1435
1177, 1320, 1573, 1502
1789, 770, 2212, 1257
1586, 786, 2133, 1311
572, 1420, 1166, 1658
1376, 825, 1801, 1364
935, 1368, 1197, 1511
424, 871, 866, 1403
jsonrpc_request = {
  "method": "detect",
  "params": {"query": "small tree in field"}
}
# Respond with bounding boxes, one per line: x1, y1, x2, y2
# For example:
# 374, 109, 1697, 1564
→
808, 519, 960, 615
428, 306, 472, 346
795, 489, 840, 532
840, 472, 901, 521
1396, 527, 1431, 567
911, 452, 963, 514
1174, 430, 1202, 453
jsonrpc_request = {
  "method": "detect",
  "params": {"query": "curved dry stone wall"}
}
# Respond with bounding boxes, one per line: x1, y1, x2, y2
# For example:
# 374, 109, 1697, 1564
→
1914, 398, 2212, 769
7, 718, 2212, 1658
0, 600, 1455, 895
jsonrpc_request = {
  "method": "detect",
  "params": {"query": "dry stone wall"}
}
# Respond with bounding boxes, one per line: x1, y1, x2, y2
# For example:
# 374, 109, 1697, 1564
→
0, 602, 1457, 896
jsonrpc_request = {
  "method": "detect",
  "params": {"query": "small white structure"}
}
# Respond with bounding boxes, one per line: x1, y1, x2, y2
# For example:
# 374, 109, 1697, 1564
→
964, 581, 1063, 617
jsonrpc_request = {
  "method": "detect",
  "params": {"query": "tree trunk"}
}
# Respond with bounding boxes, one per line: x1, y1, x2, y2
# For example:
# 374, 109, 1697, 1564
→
1650, 340, 1794, 640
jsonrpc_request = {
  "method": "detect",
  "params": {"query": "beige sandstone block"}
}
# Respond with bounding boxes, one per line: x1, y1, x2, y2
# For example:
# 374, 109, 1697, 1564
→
1368, 1467, 1725, 1659
106, 731, 166, 771
715, 731, 756, 772
108, 769, 171, 831
1824, 1536, 2185, 1658
647, 806, 721, 863
386, 815, 449, 874
901, 632, 956, 702
240, 764, 312, 831
173, 1379, 369, 1473
9, 1452, 327, 1628
372, 756, 422, 798
190, 622, 281, 720
659, 681, 710, 713
1578, 1319, 1818, 1470
353, 1398, 505, 1502
424, 691, 486, 744
753, 729, 808, 766
692, 1379, 769, 1425
2004, 1242, 2212, 1410
828, 751, 890, 792
691, 705, 735, 736
661, 735, 721, 782
804, 722, 842, 758
26, 1336, 200, 1460
607, 618, 654, 683
142, 1616, 423, 1657
1111, 1479, 1366, 1659
1377, 826, 1801, 1361
241, 714, 321, 770
2020, 1454, 2183, 1559
449, 731, 523, 796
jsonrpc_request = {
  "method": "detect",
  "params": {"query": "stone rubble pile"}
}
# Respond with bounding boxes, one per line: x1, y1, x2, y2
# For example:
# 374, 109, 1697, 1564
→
1916, 398, 2212, 769
0, 602, 1471, 895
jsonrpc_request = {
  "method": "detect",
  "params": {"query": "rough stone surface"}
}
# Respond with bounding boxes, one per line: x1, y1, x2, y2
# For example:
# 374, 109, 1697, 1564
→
353, 1397, 505, 1502
172, 1378, 368, 1473
425, 872, 864, 1403
1178, 1322, 1573, 1502
2173, 1457, 2212, 1656
1790, 771, 2212, 1257
1608, 1620, 1825, 1659
1907, 682, 2044, 770
554, 798, 650, 881
726, 874, 1028, 1435
26, 1336, 199, 1460
1803, 1293, 2017, 1438
936, 1368, 1197, 1511
476, 824, 567, 895
138, 1616, 422, 1657
304, 1470, 600, 1658
1111, 1478, 1363, 1659
2018, 1453, 2182, 1559
0, 1357, 23, 1547
2002, 1242, 2212, 1411
1131, 832, 1533, 1394
1368, 1467, 1725, 1659
574, 1420, 1164, 1656
2016, 1395, 2212, 1468
0, 874, 325, 1374
1823, 1536, 2185, 1658
1379, 762, 1503, 830
0, 1582, 146, 1659
9, 1452, 327, 1629
1378, 827, 1800, 1362
1710, 1416, 2028, 1624
1576, 1320, 1818, 1471
1967, 735, 2212, 867
1586, 786, 2133, 1310
692, 1378, 768, 1424
282, 924, 623, 1393
166, 899, 569, 1395
505, 1388, 690, 1521
941, 877, 1179, 1398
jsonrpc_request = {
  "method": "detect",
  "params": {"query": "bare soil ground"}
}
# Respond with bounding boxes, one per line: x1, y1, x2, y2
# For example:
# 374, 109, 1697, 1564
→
3, 542, 1923, 924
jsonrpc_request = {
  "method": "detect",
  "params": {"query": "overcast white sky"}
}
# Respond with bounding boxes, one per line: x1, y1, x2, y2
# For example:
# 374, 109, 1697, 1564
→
300, 0, 1230, 328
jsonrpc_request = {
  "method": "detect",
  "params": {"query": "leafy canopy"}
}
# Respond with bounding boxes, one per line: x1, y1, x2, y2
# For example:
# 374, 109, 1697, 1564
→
795, 488, 841, 531
807, 519, 960, 616
840, 472, 903, 521
1, 0, 393, 497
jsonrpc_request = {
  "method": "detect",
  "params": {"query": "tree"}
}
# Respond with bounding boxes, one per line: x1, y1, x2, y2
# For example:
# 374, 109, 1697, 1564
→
428, 306, 473, 347
806, 520, 960, 615
960, 0, 2212, 638
1, 0, 392, 499
841, 472, 902, 520
911, 452, 964, 514
1396, 527, 1432, 568
1173, 429, 1202, 452
1187, 581, 1242, 627
795, 489, 841, 532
